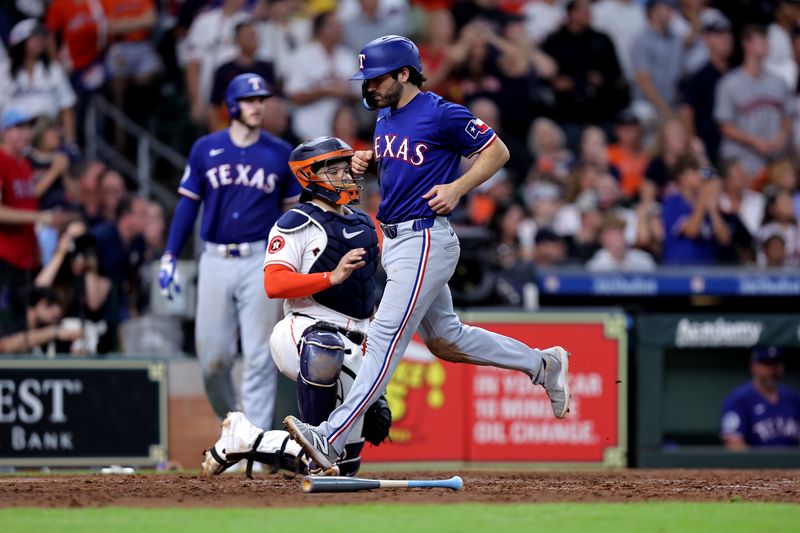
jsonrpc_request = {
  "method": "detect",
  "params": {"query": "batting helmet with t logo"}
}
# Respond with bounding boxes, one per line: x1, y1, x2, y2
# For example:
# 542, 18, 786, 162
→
225, 73, 271, 120
350, 35, 423, 81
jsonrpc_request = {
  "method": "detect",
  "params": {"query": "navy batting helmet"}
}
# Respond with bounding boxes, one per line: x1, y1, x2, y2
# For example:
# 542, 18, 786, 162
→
225, 73, 271, 120
289, 136, 362, 205
350, 35, 423, 81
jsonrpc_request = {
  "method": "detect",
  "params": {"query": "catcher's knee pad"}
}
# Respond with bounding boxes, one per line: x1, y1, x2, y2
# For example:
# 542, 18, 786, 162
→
297, 322, 345, 426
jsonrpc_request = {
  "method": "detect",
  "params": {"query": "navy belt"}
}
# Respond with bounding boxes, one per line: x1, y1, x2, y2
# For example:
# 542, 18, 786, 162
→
380, 217, 436, 239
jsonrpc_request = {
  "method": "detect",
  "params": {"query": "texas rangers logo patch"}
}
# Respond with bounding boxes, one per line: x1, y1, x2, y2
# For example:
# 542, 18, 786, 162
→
465, 118, 489, 139
268, 236, 285, 254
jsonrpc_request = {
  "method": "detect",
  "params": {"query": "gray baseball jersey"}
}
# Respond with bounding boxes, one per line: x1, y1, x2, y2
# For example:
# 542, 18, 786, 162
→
714, 67, 794, 176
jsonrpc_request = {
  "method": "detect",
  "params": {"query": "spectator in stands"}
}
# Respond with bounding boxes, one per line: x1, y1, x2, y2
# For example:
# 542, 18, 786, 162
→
98, 169, 127, 223
719, 158, 766, 237
645, 116, 700, 198
607, 110, 649, 199
26, 117, 71, 211
452, 0, 510, 32
342, 0, 409, 52
74, 160, 105, 227
260, 96, 300, 146
721, 346, 800, 449
523, 0, 565, 44
418, 9, 460, 98
284, 11, 358, 141
46, 0, 107, 97
765, 159, 800, 218
587, 212, 656, 271
540, 0, 629, 129
522, 176, 563, 234
331, 105, 369, 151
563, 192, 603, 262
1, 19, 77, 144
757, 190, 800, 265
469, 97, 531, 184
527, 117, 573, 181
0, 287, 83, 355
765, 0, 799, 92
759, 230, 789, 268
633, 179, 665, 260
661, 154, 731, 265
668, 0, 725, 75
533, 227, 568, 266
143, 200, 166, 262
630, 0, 683, 124
34, 221, 110, 348
0, 109, 73, 332
104, 0, 161, 151
210, 20, 277, 131
488, 201, 534, 270
591, 0, 646, 81
90, 195, 146, 351
184, 0, 250, 126
715, 25, 793, 179
679, 11, 732, 165
253, 0, 312, 86
576, 126, 620, 179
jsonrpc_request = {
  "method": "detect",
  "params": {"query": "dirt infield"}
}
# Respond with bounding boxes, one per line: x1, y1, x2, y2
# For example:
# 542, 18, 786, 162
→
1, 470, 799, 508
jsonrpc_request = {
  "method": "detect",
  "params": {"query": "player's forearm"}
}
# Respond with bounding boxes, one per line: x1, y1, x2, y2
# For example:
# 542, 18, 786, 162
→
164, 197, 200, 256
263, 265, 331, 299
452, 138, 509, 196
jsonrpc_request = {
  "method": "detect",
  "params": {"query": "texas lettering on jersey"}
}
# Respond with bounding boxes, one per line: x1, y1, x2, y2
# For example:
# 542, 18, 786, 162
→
203, 163, 279, 193
371, 91, 496, 224
178, 129, 301, 245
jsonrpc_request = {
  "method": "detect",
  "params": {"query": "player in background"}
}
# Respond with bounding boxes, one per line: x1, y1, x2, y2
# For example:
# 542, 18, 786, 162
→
284, 35, 572, 475
159, 73, 301, 432
720, 346, 800, 449
201, 136, 390, 477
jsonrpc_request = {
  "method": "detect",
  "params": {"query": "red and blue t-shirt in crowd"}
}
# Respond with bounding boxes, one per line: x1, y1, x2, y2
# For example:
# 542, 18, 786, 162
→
0, 148, 38, 271
721, 382, 800, 446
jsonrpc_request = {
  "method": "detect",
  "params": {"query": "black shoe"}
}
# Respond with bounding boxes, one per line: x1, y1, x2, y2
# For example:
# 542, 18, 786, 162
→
283, 416, 340, 476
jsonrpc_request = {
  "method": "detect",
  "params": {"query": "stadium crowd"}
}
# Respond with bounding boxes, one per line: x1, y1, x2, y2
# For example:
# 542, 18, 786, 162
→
2, 0, 800, 352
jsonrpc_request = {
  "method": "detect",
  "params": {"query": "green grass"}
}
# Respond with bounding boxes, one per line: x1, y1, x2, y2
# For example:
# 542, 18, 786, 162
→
2, 503, 798, 533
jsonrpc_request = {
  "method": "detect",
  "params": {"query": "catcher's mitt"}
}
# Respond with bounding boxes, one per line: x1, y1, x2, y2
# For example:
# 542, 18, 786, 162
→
361, 394, 392, 445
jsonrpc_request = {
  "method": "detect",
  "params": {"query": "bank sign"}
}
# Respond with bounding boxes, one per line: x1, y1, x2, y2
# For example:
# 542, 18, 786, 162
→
0, 359, 167, 466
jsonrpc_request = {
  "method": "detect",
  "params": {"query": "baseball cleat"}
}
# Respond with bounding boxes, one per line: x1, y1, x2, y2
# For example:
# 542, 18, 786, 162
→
202, 411, 260, 476
283, 416, 340, 476
540, 346, 571, 419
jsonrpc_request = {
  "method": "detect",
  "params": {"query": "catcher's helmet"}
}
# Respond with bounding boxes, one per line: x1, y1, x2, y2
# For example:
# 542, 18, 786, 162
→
225, 73, 271, 120
350, 35, 423, 81
289, 136, 361, 205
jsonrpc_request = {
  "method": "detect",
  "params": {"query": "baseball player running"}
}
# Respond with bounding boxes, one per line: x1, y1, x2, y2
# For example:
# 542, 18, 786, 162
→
201, 136, 389, 477
284, 35, 572, 475
160, 73, 301, 431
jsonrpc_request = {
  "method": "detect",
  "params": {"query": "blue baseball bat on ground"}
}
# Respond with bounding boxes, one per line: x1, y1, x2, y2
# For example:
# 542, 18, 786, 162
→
301, 475, 464, 493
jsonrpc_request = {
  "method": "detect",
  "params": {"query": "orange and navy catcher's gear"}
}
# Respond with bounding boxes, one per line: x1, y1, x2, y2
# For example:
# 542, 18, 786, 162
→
288, 136, 362, 206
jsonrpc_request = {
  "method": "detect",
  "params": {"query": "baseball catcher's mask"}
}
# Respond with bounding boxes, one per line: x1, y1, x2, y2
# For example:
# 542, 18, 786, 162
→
289, 136, 362, 205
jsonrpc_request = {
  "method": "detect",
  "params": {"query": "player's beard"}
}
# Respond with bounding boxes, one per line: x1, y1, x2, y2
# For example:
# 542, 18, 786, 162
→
375, 79, 403, 109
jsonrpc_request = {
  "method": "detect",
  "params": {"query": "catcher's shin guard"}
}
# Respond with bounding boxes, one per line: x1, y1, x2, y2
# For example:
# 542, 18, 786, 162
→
297, 322, 345, 425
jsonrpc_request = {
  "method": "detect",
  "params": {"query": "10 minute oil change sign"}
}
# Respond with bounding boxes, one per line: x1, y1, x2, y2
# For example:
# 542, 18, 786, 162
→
0, 359, 167, 467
